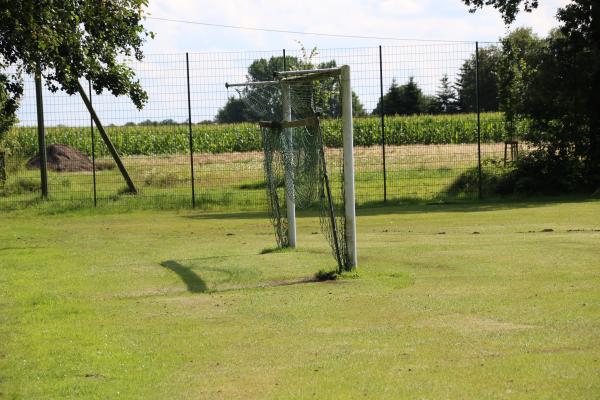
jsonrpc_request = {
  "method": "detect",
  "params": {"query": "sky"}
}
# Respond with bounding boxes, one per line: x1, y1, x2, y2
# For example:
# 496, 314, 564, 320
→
16, 0, 570, 126
142, 0, 569, 53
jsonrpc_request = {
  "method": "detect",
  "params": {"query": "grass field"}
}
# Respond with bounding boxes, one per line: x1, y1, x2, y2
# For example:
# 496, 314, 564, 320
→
1, 199, 599, 398
1, 143, 507, 210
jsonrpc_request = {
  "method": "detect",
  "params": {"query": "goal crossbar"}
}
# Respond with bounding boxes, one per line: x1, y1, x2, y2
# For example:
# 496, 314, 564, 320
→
259, 117, 319, 129
225, 80, 277, 89
225, 67, 342, 89
275, 67, 342, 77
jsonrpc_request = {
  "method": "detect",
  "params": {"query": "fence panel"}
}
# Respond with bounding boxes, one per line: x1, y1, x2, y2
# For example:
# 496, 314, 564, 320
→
85, 54, 193, 207
2, 42, 518, 211
381, 43, 481, 201
188, 50, 283, 210
42, 78, 94, 205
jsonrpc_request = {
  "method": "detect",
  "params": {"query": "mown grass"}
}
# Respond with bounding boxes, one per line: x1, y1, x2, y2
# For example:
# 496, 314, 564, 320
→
1, 200, 599, 398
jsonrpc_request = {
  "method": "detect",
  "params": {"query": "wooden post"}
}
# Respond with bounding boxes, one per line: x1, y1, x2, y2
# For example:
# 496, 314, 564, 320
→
76, 81, 137, 194
34, 72, 49, 199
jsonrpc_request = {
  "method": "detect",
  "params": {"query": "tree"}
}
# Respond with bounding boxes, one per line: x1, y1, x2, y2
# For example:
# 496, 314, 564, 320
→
139, 119, 158, 126
462, 0, 539, 24
0, 74, 20, 152
0, 0, 153, 114
455, 46, 501, 112
496, 28, 545, 141
216, 53, 367, 121
372, 77, 429, 116
247, 56, 305, 82
463, 0, 600, 190
216, 97, 258, 123
431, 74, 459, 114
352, 92, 367, 117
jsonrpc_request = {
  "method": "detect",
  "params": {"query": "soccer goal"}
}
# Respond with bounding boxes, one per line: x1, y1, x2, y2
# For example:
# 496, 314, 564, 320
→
226, 66, 357, 272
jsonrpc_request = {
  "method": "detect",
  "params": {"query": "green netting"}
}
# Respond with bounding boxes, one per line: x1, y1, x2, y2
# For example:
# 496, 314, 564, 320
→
237, 74, 349, 271
261, 123, 288, 248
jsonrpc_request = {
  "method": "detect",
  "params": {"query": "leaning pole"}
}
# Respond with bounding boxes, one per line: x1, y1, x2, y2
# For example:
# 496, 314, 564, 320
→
76, 81, 137, 194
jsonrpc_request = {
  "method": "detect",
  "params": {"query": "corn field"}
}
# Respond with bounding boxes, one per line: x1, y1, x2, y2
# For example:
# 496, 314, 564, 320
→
4, 113, 520, 157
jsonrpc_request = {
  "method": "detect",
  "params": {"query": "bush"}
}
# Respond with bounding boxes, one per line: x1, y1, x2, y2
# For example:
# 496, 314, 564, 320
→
510, 149, 586, 195
446, 159, 515, 197
447, 150, 590, 197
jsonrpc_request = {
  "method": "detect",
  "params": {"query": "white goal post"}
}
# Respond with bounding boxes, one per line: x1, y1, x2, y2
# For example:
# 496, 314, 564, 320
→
225, 65, 357, 268
341, 66, 357, 268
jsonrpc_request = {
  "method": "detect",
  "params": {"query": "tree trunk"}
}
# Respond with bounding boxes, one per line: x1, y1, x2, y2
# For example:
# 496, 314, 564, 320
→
0, 151, 6, 185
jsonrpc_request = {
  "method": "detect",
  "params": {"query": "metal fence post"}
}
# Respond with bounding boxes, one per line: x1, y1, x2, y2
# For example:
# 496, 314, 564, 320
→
186, 52, 196, 208
475, 41, 483, 200
379, 45, 387, 203
89, 80, 97, 207
283, 49, 287, 71
34, 71, 49, 199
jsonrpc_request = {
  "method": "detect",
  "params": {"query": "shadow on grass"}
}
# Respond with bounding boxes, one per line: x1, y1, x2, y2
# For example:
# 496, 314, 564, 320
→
180, 195, 599, 221
238, 180, 285, 191
259, 246, 295, 255
213, 276, 342, 293
4, 191, 596, 218
356, 195, 599, 216
160, 257, 341, 294
183, 210, 269, 220
160, 257, 252, 293
160, 260, 208, 293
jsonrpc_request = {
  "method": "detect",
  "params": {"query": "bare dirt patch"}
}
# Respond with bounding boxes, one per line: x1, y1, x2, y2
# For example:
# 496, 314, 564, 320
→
27, 144, 93, 172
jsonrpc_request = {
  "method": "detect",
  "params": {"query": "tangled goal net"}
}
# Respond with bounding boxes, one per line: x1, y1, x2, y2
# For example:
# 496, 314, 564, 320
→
226, 66, 357, 272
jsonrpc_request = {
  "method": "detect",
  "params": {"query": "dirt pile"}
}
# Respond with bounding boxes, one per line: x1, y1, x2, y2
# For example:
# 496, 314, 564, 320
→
26, 144, 93, 172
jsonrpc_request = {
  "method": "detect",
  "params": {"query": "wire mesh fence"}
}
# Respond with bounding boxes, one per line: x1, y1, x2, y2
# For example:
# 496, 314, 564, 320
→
1, 42, 515, 211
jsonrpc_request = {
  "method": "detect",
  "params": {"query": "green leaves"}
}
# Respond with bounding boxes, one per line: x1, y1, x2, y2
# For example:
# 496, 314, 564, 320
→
0, 0, 152, 109
0, 72, 22, 151
373, 77, 431, 116
461, 0, 539, 24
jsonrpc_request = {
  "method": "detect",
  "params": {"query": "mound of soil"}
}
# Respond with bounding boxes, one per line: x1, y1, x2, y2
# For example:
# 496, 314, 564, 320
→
26, 144, 93, 172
